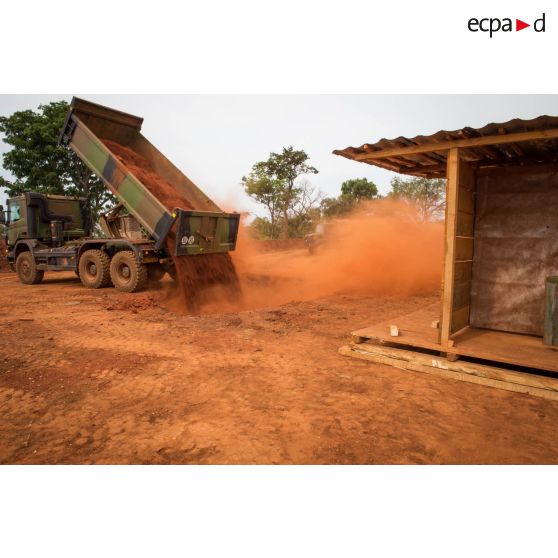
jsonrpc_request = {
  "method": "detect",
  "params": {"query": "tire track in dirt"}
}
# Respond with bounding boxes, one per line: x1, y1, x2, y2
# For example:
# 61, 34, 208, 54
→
2, 272, 558, 464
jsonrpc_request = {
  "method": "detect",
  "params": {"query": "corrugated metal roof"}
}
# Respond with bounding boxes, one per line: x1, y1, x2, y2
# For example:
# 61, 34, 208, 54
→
333, 115, 558, 178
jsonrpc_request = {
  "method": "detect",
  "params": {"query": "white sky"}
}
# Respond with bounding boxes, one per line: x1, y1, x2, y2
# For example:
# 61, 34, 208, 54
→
1, 95, 557, 215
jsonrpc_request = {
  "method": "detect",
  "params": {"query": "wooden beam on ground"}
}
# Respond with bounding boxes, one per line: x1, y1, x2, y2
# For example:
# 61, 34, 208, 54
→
352, 128, 558, 161
339, 343, 558, 401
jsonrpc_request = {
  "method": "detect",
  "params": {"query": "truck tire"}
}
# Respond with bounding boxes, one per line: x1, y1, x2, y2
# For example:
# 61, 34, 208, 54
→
110, 251, 148, 293
16, 252, 44, 285
78, 249, 111, 289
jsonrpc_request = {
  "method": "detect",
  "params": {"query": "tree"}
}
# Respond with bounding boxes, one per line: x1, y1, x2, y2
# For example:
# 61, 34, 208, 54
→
252, 146, 318, 238
0, 101, 113, 233
389, 175, 446, 222
320, 177, 379, 218
340, 177, 379, 200
320, 195, 355, 218
248, 216, 275, 240
241, 167, 286, 240
287, 178, 322, 237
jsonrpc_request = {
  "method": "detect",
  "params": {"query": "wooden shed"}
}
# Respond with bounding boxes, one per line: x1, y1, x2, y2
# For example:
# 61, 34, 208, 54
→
334, 115, 558, 384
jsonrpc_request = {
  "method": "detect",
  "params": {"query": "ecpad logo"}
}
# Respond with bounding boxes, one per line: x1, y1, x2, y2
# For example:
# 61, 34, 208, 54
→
468, 13, 546, 37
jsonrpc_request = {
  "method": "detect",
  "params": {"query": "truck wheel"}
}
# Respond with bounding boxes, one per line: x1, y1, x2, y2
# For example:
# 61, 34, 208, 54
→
16, 252, 44, 285
110, 251, 148, 293
78, 249, 111, 289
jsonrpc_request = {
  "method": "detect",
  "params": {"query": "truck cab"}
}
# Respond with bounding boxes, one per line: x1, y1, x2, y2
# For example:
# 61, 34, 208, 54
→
5, 193, 88, 248
5, 192, 171, 291
4, 193, 90, 284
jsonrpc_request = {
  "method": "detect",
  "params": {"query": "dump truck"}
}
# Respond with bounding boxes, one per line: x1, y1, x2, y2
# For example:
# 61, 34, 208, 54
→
2, 98, 240, 292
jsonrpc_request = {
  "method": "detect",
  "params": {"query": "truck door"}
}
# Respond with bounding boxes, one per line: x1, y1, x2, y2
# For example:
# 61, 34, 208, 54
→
7, 197, 27, 245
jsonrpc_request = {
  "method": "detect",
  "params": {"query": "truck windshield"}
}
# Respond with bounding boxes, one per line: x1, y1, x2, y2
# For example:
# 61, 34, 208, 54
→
9, 200, 21, 222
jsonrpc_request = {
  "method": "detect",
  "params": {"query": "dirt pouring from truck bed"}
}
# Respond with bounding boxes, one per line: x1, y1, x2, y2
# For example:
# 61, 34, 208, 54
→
102, 141, 448, 317
103, 140, 239, 312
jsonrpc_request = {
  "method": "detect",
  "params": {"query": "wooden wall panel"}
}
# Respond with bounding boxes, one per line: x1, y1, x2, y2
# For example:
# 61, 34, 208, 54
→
470, 164, 558, 336
451, 305, 470, 333
455, 237, 474, 261
454, 260, 473, 284
456, 210, 474, 236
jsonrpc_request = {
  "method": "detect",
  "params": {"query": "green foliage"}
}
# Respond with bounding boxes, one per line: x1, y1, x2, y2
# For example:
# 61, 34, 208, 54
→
242, 146, 319, 239
256, 146, 318, 189
249, 146, 318, 238
249, 216, 277, 240
241, 167, 286, 240
288, 206, 321, 237
249, 208, 320, 240
320, 177, 379, 218
320, 195, 356, 218
340, 177, 379, 200
389, 175, 446, 222
0, 101, 114, 233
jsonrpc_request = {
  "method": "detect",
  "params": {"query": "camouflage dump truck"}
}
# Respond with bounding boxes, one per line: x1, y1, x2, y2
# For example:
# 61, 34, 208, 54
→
3, 98, 240, 292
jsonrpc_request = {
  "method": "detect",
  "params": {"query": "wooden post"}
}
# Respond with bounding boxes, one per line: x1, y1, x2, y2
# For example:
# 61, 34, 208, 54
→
440, 149, 476, 350
440, 148, 460, 349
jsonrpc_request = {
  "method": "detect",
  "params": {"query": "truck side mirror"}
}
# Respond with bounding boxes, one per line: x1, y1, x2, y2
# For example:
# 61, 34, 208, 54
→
0, 205, 5, 224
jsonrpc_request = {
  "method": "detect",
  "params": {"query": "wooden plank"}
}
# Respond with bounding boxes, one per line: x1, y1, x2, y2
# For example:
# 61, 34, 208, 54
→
339, 343, 558, 401
456, 210, 474, 236
459, 158, 476, 190
455, 237, 474, 260
451, 305, 470, 332
458, 187, 475, 215
351, 304, 558, 373
452, 282, 471, 310
454, 260, 473, 284
393, 155, 558, 179
343, 342, 558, 392
440, 148, 460, 348
353, 304, 442, 353
453, 327, 558, 371
477, 160, 558, 177
353, 128, 558, 161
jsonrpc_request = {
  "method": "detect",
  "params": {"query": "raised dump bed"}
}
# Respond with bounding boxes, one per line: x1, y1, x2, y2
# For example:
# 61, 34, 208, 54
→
60, 97, 239, 255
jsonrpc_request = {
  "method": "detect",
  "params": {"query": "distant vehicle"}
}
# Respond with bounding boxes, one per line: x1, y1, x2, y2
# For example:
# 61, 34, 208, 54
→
304, 223, 328, 254
304, 219, 353, 254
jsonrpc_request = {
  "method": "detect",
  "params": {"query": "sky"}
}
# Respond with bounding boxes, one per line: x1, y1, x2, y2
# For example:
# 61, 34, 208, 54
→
1, 95, 557, 215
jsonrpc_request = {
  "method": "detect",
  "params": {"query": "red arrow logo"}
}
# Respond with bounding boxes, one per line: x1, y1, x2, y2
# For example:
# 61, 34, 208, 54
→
516, 19, 530, 31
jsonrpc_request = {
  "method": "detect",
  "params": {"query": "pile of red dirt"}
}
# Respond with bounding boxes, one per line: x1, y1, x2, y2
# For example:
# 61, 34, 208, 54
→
103, 140, 195, 212
103, 140, 240, 312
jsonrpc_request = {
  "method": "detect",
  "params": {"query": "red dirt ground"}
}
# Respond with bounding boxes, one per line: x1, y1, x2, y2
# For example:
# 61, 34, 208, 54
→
1, 261, 558, 464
